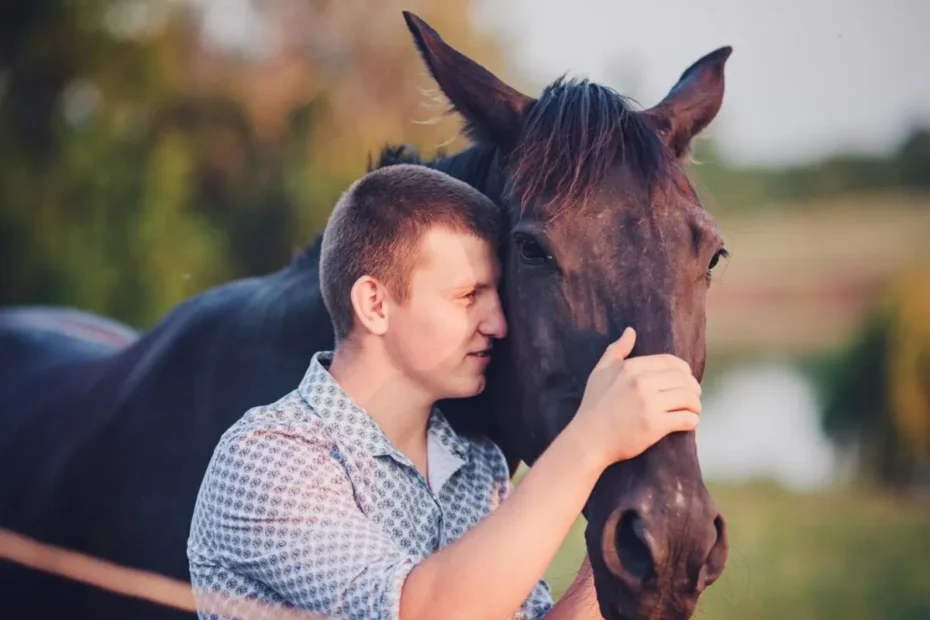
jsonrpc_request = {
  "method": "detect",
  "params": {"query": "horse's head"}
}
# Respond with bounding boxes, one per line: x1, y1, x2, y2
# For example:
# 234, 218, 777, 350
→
403, 12, 731, 620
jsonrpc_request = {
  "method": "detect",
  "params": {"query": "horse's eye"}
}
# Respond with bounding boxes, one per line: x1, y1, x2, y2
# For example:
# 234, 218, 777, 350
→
513, 232, 551, 265
708, 248, 729, 273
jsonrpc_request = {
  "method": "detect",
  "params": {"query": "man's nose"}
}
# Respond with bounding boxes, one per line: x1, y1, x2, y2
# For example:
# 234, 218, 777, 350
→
480, 296, 508, 339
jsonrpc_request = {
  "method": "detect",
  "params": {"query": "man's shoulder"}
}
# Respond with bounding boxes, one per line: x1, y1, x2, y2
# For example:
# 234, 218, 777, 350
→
192, 389, 353, 521
187, 389, 357, 569
214, 389, 337, 461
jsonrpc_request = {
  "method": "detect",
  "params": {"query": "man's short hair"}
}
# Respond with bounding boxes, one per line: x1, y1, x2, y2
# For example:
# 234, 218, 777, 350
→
319, 164, 501, 342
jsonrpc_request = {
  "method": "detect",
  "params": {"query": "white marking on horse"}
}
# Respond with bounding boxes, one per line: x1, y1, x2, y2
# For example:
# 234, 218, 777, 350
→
674, 480, 686, 509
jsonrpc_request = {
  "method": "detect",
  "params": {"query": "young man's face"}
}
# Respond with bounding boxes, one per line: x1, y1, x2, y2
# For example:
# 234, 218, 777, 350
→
384, 226, 507, 401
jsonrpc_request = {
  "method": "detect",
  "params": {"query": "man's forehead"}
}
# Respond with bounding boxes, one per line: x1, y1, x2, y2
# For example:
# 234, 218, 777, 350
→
413, 229, 500, 284
422, 255, 501, 288
417, 228, 495, 260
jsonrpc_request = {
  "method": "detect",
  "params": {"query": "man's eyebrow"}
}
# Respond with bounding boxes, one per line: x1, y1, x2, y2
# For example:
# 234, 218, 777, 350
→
446, 280, 494, 292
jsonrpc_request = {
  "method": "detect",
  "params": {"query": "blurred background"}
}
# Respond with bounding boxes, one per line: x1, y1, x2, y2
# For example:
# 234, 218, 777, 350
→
2, 0, 929, 618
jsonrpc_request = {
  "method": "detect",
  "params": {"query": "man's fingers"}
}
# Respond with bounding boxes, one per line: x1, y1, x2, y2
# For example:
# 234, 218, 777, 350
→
636, 369, 702, 396
624, 353, 692, 375
662, 411, 701, 434
654, 388, 702, 416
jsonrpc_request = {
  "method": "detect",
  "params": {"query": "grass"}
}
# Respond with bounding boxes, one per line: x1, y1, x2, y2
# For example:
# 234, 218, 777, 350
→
543, 481, 930, 620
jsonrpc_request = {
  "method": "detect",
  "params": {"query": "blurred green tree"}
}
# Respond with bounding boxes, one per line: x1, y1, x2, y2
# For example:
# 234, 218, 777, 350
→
810, 265, 930, 488
0, 0, 509, 328
689, 126, 930, 215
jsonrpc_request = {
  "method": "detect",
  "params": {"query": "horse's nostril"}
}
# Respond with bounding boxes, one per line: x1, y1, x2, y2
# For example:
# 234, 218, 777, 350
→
713, 514, 725, 541
614, 509, 655, 583
696, 513, 729, 592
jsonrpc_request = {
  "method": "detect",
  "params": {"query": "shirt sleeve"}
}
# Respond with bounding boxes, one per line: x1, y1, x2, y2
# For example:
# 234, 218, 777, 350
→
190, 426, 418, 620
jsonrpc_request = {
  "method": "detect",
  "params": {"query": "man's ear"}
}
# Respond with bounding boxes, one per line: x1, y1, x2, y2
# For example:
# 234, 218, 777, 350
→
402, 11, 535, 150
644, 46, 732, 158
349, 276, 389, 336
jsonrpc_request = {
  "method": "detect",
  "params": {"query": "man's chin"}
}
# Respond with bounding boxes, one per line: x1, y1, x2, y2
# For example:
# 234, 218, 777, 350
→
442, 376, 486, 401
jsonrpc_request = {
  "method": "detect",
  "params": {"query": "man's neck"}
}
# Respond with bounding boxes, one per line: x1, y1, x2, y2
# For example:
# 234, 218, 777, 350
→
327, 339, 433, 464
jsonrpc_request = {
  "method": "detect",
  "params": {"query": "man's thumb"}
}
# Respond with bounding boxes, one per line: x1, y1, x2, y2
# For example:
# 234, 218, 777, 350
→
594, 327, 638, 370
615, 326, 637, 359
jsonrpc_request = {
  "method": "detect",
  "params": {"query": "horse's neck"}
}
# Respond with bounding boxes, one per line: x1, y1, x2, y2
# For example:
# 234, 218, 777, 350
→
111, 247, 331, 427
428, 145, 502, 201
272, 238, 334, 351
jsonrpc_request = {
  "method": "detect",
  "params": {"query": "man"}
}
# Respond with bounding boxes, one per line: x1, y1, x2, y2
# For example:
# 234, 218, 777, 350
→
187, 164, 702, 619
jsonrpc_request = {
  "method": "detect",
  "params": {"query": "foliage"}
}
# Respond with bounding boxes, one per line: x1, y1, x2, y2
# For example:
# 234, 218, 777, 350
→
689, 128, 930, 215
3, 0, 928, 331
0, 0, 505, 328
806, 265, 930, 487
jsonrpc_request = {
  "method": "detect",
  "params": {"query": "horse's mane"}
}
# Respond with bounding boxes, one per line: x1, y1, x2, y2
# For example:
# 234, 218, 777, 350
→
293, 76, 674, 267
367, 144, 429, 169
508, 76, 674, 217
368, 78, 676, 220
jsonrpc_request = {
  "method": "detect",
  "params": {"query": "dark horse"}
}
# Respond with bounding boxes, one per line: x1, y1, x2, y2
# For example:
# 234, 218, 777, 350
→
0, 12, 732, 620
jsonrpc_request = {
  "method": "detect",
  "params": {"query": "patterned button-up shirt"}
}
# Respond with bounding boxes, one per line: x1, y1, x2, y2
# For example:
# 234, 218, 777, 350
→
187, 351, 553, 619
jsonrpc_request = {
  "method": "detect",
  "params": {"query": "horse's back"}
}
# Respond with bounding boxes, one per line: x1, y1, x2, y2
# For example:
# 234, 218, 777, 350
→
0, 306, 143, 617
0, 305, 141, 510
0, 305, 138, 347
0, 273, 330, 619
0, 305, 137, 367
0, 306, 136, 428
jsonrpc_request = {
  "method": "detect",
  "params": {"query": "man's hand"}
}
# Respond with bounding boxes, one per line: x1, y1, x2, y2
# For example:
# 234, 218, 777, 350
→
569, 327, 702, 469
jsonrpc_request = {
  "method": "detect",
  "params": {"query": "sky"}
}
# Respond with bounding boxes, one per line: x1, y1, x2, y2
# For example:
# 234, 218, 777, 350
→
193, 0, 930, 167
476, 0, 930, 165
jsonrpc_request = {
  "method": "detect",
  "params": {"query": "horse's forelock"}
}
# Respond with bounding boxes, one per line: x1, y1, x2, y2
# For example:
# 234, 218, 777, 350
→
507, 77, 675, 219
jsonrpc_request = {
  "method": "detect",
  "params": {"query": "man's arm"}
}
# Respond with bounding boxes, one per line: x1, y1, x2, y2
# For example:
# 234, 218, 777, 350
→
398, 327, 701, 620
399, 423, 603, 620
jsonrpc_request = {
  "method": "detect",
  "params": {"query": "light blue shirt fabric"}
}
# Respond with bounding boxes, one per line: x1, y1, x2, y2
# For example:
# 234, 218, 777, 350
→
187, 350, 553, 619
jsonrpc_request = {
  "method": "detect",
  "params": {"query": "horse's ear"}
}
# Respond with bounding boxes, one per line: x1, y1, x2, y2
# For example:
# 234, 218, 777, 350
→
402, 11, 534, 149
645, 46, 732, 158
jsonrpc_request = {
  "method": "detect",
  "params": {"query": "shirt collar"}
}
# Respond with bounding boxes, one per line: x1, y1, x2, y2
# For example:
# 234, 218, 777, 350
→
297, 350, 471, 467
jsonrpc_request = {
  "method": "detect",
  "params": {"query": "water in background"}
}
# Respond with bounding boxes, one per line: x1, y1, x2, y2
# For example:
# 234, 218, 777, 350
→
696, 360, 852, 491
